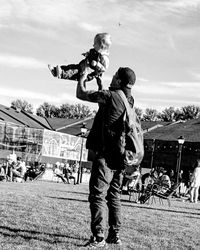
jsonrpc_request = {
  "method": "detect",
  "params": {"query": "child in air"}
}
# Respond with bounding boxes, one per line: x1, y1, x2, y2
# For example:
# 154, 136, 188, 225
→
48, 33, 111, 82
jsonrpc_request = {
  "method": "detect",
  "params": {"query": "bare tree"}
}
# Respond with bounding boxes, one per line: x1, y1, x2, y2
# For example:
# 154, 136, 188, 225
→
135, 107, 143, 120
36, 102, 59, 118
143, 108, 159, 121
158, 107, 176, 122
180, 105, 200, 120
11, 99, 33, 114
36, 102, 93, 119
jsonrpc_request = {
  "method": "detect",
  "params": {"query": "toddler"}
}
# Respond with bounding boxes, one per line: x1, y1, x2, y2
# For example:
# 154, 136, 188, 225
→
48, 33, 111, 82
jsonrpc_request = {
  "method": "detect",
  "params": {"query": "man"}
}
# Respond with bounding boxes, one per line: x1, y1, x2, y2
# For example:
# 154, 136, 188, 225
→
12, 156, 26, 181
76, 64, 136, 248
54, 162, 68, 183
63, 161, 76, 185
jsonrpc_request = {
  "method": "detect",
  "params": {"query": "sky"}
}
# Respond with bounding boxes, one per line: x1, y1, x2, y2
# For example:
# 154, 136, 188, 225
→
0, 0, 200, 113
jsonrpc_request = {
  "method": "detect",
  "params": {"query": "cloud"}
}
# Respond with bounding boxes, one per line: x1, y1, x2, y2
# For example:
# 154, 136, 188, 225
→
189, 71, 200, 80
165, 0, 200, 9
137, 77, 149, 82
134, 79, 200, 111
78, 22, 102, 32
0, 86, 78, 107
1, 0, 199, 50
0, 54, 45, 69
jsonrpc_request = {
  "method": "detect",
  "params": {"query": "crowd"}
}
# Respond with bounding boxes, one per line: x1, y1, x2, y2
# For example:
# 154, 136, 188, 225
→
121, 162, 200, 205
0, 154, 45, 182
0, 153, 88, 185
1, 153, 199, 204
53, 161, 79, 185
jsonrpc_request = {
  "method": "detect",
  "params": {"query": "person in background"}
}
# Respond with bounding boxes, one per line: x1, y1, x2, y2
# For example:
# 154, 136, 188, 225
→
122, 165, 141, 192
76, 64, 136, 248
63, 161, 76, 185
12, 156, 27, 182
54, 162, 68, 183
168, 169, 176, 186
0, 163, 6, 181
158, 168, 171, 189
190, 159, 200, 203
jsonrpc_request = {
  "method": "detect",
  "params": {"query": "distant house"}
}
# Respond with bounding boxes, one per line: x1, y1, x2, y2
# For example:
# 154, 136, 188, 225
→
143, 118, 200, 174
0, 104, 52, 130
0, 104, 53, 162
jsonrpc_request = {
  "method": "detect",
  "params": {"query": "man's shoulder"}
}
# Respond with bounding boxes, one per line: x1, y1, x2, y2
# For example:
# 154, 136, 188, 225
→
88, 89, 111, 103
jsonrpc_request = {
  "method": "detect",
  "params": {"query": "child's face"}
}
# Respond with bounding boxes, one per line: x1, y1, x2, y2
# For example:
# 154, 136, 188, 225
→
94, 34, 111, 53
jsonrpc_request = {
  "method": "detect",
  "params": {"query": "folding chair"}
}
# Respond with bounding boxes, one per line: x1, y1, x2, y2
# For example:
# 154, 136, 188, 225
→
149, 183, 180, 207
121, 173, 141, 202
128, 175, 141, 202
138, 183, 154, 204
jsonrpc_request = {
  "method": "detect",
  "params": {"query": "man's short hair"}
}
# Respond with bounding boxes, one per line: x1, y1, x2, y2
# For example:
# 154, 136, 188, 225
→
118, 67, 136, 88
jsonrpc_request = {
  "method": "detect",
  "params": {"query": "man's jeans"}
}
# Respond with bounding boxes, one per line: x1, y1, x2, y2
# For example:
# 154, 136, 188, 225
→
88, 156, 124, 238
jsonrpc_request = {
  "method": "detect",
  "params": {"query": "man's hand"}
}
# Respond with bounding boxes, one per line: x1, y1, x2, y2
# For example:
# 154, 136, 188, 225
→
91, 60, 97, 67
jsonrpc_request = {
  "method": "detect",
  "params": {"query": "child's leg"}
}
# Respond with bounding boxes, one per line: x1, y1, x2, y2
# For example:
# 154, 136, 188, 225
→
59, 64, 80, 80
48, 64, 80, 80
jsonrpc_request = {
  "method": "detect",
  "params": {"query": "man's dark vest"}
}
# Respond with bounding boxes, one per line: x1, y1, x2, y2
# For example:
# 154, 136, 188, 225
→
86, 91, 126, 153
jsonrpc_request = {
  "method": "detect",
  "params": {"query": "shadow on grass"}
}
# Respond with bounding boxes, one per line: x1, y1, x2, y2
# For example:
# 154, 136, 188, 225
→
46, 196, 88, 203
0, 225, 87, 246
121, 199, 200, 216
53, 190, 89, 196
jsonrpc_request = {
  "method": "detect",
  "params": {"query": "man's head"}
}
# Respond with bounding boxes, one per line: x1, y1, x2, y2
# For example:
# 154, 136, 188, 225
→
110, 67, 136, 90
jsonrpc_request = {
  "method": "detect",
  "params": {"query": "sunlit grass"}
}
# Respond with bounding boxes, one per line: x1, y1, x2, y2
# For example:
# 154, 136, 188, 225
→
0, 181, 199, 249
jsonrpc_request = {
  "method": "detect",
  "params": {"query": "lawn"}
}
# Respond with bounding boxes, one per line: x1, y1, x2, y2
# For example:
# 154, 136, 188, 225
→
0, 181, 199, 250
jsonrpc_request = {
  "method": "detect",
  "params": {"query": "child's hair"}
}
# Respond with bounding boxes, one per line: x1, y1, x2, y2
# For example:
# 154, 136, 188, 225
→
93, 33, 112, 53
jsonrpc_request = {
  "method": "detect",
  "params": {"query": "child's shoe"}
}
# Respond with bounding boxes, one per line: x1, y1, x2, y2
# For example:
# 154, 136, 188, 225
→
48, 64, 57, 77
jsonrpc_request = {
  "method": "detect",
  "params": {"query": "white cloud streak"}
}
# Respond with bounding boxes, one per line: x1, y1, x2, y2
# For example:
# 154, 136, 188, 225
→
78, 22, 103, 32
0, 86, 77, 107
1, 0, 199, 48
0, 54, 45, 69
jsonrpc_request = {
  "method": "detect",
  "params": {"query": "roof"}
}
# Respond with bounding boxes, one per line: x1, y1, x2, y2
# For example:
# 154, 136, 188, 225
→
0, 104, 52, 130
144, 118, 200, 142
1, 102, 199, 143
47, 118, 81, 130
56, 117, 170, 136
142, 121, 170, 132
53, 116, 200, 143
57, 117, 94, 136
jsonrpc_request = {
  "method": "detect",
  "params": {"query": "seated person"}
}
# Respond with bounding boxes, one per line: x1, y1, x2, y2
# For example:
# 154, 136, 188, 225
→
153, 167, 171, 194
54, 162, 68, 183
122, 165, 141, 192
63, 162, 76, 185
0, 164, 6, 181
12, 157, 27, 181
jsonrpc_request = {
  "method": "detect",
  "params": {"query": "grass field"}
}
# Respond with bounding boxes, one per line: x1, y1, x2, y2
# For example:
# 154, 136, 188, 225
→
0, 181, 199, 250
